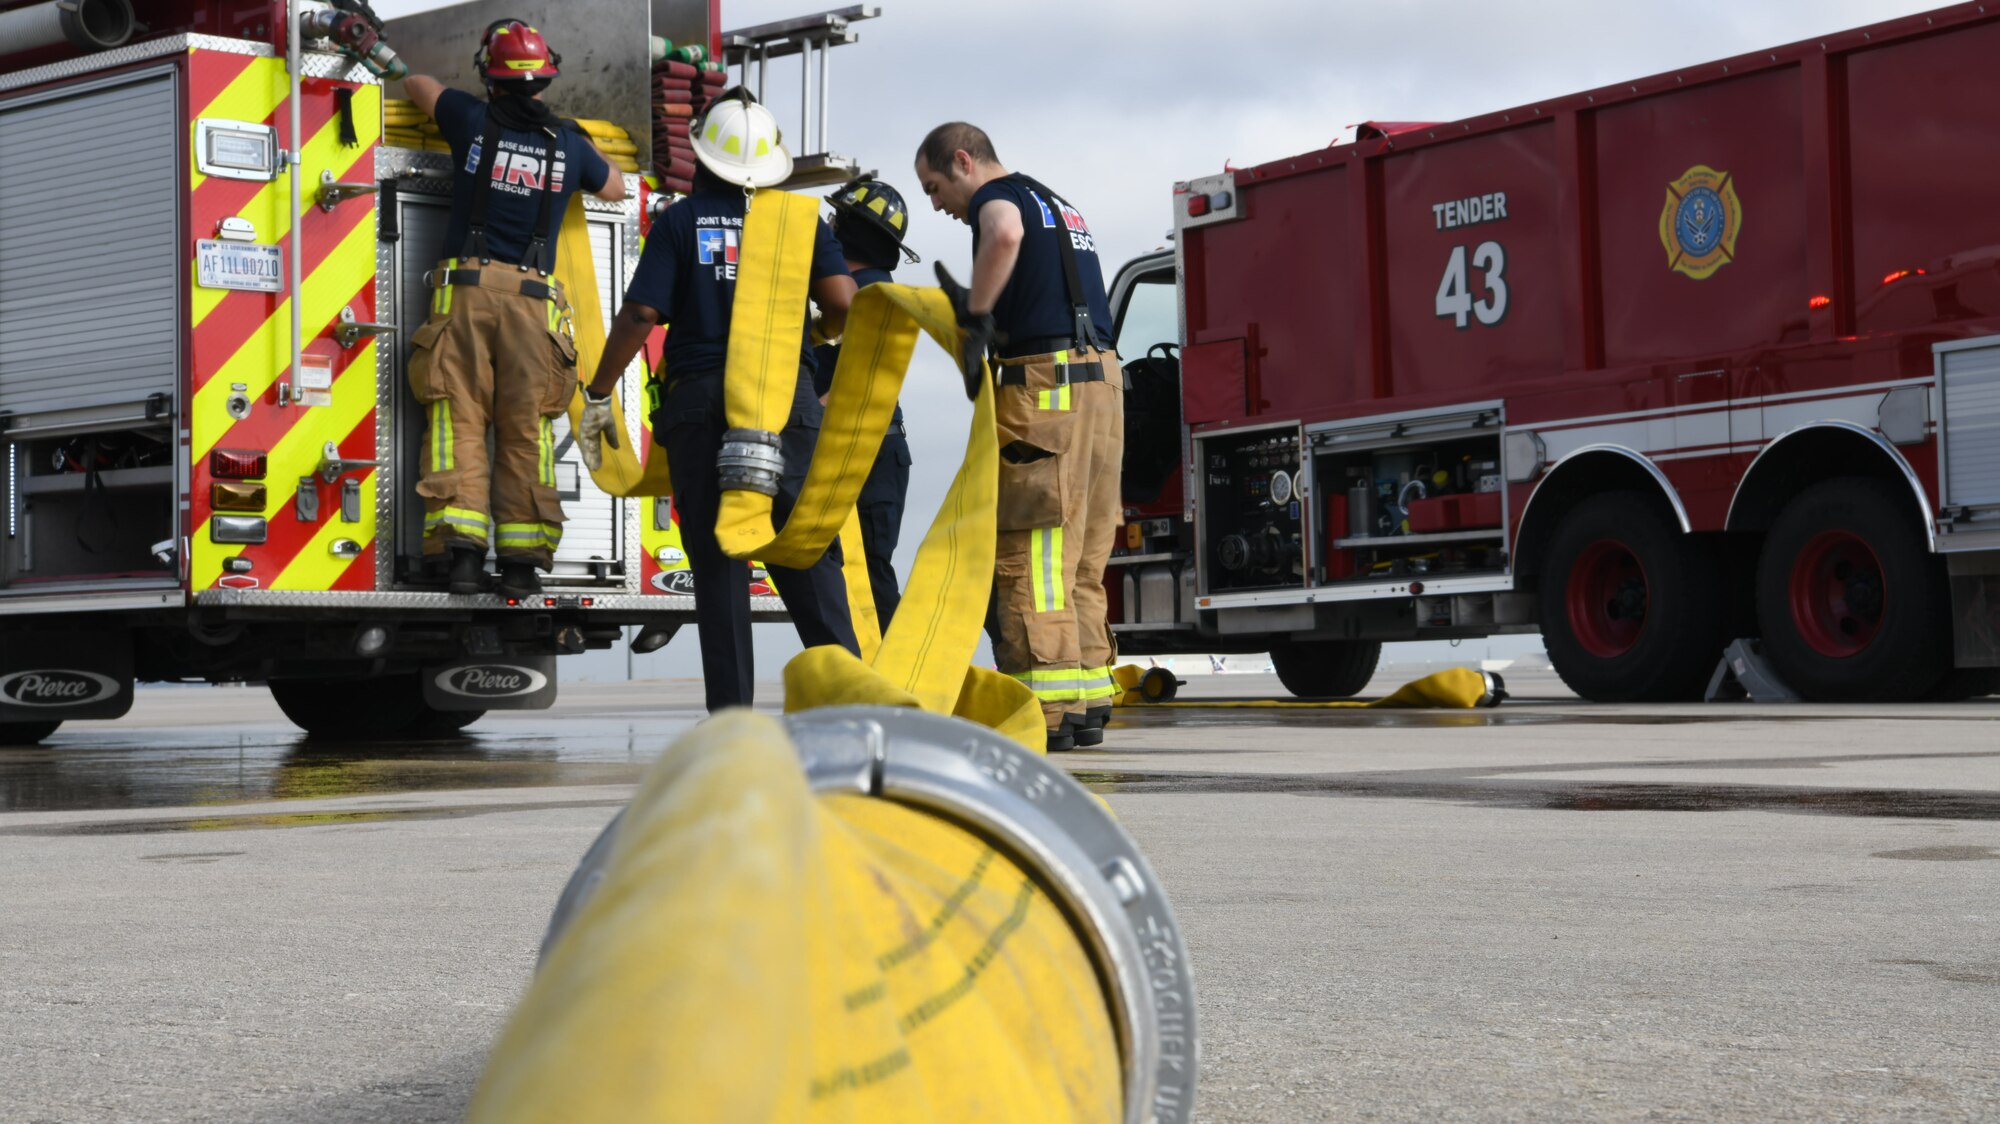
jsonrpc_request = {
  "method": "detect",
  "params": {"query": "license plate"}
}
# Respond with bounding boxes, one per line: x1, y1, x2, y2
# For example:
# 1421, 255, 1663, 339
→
196, 239, 283, 293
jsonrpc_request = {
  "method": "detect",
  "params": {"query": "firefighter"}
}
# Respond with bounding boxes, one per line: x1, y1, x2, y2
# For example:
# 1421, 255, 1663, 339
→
402, 20, 627, 597
577, 89, 860, 713
814, 176, 920, 627
915, 122, 1122, 750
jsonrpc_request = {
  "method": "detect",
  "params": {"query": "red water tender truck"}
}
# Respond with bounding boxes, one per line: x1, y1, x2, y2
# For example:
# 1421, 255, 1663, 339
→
1101, 1, 2000, 703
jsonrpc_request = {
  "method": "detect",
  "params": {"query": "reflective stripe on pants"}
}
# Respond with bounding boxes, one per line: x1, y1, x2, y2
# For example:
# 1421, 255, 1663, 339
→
1009, 668, 1088, 703
1028, 526, 1064, 613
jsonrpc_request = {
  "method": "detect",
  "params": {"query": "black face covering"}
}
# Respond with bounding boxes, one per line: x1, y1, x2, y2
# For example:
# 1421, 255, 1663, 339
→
485, 86, 557, 131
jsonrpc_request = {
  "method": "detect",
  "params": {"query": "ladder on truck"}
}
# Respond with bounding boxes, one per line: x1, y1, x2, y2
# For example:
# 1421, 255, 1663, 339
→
720, 5, 881, 189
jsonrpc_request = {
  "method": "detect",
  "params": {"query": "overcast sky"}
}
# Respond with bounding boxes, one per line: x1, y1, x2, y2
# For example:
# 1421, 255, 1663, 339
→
374, 0, 1942, 683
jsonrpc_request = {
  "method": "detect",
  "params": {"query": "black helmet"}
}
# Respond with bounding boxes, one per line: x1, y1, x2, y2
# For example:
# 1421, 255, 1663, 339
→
826, 175, 920, 264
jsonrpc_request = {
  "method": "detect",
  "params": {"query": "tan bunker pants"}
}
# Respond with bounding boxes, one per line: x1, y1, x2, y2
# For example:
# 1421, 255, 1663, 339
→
990, 347, 1123, 731
406, 260, 579, 569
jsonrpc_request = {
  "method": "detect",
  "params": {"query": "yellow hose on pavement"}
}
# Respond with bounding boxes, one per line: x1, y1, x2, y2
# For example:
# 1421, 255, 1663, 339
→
467, 711, 1121, 1123
1112, 664, 1500, 708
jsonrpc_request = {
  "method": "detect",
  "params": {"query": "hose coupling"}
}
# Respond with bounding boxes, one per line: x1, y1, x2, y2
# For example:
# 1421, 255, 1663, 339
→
717, 428, 785, 496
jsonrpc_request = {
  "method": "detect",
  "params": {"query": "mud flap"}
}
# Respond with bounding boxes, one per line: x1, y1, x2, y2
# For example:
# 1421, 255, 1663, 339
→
422, 655, 558, 711
0, 632, 134, 722
1948, 571, 2000, 669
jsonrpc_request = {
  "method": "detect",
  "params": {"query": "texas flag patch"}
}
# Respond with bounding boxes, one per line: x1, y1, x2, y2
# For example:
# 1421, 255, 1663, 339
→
697, 229, 739, 265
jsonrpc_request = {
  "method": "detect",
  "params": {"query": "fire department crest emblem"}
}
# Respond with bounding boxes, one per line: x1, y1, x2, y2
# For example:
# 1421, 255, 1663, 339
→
1658, 164, 1741, 280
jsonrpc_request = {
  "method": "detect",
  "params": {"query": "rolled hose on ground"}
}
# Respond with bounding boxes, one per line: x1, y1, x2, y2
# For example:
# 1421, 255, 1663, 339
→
1114, 665, 1507, 708
470, 706, 1197, 1123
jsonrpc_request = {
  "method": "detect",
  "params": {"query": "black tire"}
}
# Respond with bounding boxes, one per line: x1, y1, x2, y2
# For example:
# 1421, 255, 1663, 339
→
1756, 478, 1950, 701
1271, 640, 1382, 699
1, 720, 62, 745
1539, 491, 1725, 702
1928, 668, 2000, 702
269, 673, 430, 740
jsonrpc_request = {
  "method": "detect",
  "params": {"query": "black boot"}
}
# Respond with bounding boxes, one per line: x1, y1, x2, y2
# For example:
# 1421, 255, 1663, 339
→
448, 548, 486, 595
1046, 712, 1086, 753
497, 560, 543, 598
1074, 706, 1110, 747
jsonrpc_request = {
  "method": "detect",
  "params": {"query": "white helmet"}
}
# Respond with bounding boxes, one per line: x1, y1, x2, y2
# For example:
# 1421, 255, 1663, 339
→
692, 88, 793, 189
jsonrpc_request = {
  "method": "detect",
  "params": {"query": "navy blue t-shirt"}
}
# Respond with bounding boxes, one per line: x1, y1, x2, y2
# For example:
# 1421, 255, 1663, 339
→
969, 175, 1114, 351
813, 265, 895, 402
433, 88, 610, 268
625, 189, 850, 378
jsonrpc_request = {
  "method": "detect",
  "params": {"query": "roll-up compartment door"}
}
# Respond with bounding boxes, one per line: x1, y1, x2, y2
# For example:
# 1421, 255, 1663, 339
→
0, 67, 180, 425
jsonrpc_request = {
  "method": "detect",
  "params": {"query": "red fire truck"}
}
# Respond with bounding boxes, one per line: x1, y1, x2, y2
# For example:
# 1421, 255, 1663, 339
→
1103, 1, 2000, 703
0, 0, 871, 743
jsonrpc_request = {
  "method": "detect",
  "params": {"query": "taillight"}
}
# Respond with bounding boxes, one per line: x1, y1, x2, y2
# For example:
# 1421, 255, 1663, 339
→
211, 481, 266, 512
212, 449, 267, 479
1186, 191, 1231, 218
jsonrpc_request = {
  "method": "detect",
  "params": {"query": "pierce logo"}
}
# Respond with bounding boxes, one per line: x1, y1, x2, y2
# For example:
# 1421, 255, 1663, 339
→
652, 570, 696, 595
0, 669, 119, 707
435, 664, 548, 698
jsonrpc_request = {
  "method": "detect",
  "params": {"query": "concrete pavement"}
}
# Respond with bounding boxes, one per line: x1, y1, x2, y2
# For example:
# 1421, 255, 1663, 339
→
3, 673, 1996, 1122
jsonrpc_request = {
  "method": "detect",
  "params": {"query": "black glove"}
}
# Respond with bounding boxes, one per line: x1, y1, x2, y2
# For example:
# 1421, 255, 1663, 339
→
934, 262, 998, 402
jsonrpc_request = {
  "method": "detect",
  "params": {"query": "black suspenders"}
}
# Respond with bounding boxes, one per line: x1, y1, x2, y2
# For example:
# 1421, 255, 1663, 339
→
1005, 172, 1105, 352
459, 107, 560, 275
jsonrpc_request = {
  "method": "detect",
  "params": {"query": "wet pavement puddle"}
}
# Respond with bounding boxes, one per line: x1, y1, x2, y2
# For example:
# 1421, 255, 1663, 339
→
1072, 749, 2000, 820
1109, 708, 2000, 730
0, 798, 628, 836
6, 710, 1999, 822
1869, 845, 2000, 861
0, 727, 671, 814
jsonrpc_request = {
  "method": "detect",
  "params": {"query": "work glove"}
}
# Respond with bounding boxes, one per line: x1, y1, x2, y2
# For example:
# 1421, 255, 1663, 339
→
809, 314, 841, 349
578, 389, 619, 472
934, 263, 999, 402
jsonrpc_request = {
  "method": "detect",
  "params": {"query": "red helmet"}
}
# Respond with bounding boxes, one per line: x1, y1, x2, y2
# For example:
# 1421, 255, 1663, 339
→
477, 20, 560, 81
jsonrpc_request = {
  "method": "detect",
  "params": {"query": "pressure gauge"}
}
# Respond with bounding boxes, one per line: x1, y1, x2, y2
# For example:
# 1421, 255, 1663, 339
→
1294, 468, 1310, 500
1269, 469, 1293, 506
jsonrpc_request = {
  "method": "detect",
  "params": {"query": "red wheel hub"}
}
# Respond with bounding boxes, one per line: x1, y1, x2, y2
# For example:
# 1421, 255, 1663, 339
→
1788, 530, 1885, 659
1565, 539, 1649, 659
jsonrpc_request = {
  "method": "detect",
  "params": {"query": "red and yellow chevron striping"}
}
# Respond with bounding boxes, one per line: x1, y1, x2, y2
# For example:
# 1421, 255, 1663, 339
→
186, 49, 382, 593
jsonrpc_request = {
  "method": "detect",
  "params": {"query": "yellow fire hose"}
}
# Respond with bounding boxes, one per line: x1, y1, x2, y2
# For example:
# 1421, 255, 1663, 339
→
1112, 665, 1505, 709
471, 706, 1200, 1123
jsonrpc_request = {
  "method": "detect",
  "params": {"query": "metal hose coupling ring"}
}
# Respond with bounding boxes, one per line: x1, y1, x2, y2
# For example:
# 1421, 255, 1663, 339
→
716, 427, 785, 496
543, 707, 1200, 1124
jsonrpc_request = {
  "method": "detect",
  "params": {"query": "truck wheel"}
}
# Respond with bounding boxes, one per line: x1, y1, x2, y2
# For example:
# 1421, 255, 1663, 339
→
1, 720, 61, 745
1756, 478, 1949, 701
1270, 640, 1381, 699
1540, 491, 1724, 701
269, 674, 430, 740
